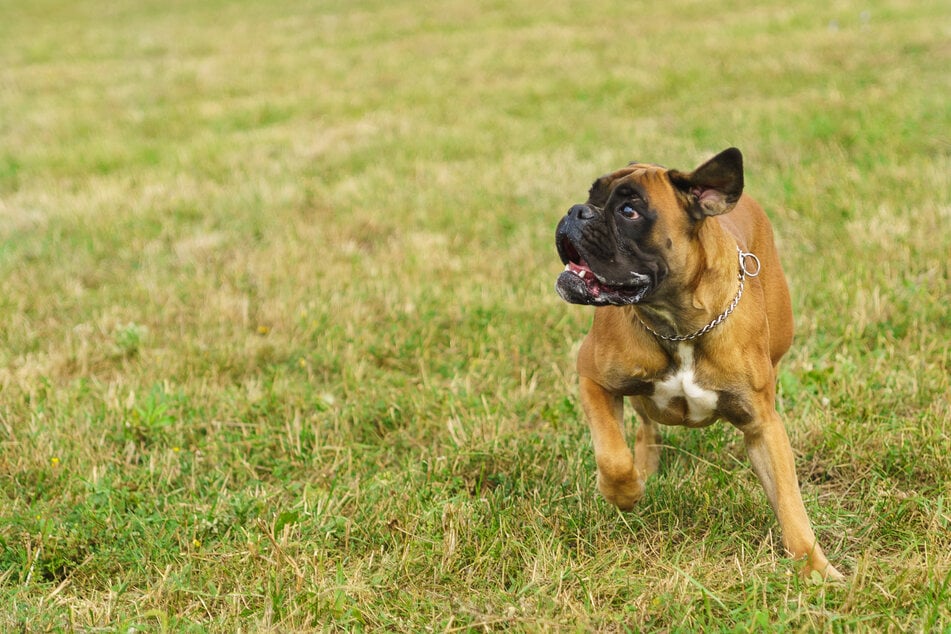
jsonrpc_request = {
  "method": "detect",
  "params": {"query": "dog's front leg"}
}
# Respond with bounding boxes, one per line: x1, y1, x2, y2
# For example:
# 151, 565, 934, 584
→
742, 410, 843, 580
580, 376, 644, 510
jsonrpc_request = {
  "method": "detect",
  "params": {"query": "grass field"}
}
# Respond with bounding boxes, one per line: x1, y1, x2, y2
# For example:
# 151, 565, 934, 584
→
1, 0, 949, 631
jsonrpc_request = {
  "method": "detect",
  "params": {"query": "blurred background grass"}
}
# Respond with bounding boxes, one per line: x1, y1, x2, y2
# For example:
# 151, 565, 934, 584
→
1, 0, 949, 630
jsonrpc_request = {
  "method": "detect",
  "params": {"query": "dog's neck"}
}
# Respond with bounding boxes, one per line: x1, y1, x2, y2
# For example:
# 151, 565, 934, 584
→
631, 222, 742, 341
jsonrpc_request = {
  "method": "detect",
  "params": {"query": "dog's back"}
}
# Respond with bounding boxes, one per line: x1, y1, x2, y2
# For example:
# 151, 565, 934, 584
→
717, 195, 794, 366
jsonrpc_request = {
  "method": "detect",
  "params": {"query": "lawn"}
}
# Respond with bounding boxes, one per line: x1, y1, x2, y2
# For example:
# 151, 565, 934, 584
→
1, 0, 949, 631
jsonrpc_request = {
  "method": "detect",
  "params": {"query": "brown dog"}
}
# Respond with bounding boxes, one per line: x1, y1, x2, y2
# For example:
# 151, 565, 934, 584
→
555, 148, 841, 580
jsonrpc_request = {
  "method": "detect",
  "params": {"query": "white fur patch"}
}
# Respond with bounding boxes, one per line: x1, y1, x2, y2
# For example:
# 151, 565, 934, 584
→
651, 344, 718, 423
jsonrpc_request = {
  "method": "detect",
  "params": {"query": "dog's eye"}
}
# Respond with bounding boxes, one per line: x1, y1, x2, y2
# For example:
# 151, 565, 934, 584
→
619, 203, 641, 220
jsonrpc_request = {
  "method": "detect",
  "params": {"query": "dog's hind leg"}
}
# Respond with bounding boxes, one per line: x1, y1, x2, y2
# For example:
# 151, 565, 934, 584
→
742, 409, 843, 580
631, 399, 661, 480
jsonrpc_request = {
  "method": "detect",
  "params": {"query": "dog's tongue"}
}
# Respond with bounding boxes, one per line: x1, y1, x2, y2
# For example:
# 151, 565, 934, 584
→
557, 261, 650, 306
565, 261, 599, 296
567, 261, 590, 275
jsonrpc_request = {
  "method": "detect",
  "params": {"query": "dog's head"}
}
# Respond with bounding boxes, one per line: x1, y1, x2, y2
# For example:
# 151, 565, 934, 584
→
555, 147, 745, 306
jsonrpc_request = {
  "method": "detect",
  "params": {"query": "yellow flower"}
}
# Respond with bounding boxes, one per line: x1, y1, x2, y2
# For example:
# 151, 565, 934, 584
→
50, 457, 60, 467
192, 539, 201, 548
257, 325, 270, 335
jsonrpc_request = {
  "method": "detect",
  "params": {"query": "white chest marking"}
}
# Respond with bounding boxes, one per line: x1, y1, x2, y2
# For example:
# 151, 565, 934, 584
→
652, 344, 719, 423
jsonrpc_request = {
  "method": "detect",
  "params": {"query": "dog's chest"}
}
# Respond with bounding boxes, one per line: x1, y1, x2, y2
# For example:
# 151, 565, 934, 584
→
649, 344, 719, 425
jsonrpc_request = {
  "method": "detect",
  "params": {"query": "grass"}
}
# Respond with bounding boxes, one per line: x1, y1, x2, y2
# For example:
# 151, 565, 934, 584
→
1, 0, 949, 630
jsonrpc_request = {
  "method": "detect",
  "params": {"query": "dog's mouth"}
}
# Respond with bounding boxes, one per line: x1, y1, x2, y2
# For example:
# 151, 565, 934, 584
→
556, 237, 651, 306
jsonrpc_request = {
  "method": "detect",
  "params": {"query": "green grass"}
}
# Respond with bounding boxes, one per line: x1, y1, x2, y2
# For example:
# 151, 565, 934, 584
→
1, 0, 949, 630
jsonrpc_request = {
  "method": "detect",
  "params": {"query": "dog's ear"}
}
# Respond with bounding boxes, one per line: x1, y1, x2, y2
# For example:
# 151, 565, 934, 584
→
668, 147, 744, 219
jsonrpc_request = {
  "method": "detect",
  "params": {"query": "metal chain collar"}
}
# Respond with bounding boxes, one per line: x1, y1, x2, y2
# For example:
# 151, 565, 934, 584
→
637, 247, 761, 342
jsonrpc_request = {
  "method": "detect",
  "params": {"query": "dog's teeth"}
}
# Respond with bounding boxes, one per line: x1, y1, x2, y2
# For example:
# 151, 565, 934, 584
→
578, 270, 586, 279
565, 264, 571, 272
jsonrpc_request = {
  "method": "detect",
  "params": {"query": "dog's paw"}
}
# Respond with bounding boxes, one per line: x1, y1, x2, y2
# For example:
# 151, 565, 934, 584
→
597, 471, 645, 511
802, 560, 845, 583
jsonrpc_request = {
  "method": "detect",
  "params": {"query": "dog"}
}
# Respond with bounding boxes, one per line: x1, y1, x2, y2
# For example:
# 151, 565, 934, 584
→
555, 148, 842, 580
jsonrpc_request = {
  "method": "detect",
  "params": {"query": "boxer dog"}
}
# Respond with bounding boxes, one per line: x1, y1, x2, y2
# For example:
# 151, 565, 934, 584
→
555, 148, 842, 580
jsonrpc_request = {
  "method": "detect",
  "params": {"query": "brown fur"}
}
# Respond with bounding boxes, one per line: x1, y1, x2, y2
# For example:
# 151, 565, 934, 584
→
566, 155, 842, 580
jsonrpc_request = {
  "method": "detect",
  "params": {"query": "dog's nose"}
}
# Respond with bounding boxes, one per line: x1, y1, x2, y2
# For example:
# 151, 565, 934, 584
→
568, 204, 596, 220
